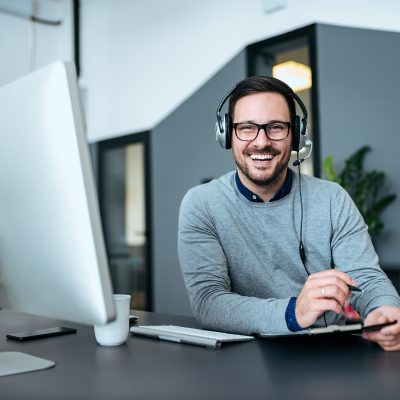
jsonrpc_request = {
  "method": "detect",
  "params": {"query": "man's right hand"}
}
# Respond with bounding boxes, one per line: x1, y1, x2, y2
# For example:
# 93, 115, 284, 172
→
295, 269, 357, 328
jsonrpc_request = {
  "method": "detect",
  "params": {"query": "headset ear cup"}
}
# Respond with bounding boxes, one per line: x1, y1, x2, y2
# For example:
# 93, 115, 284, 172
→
292, 116, 300, 152
300, 117, 307, 137
224, 113, 232, 149
297, 118, 308, 151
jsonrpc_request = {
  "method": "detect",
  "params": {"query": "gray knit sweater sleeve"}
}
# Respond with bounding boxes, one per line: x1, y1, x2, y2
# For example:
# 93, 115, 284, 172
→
178, 171, 400, 335
178, 179, 291, 335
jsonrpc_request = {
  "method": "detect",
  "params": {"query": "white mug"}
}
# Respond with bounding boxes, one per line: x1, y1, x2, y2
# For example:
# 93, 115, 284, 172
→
94, 294, 131, 346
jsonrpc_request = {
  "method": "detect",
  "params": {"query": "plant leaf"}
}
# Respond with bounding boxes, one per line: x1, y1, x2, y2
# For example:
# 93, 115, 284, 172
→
322, 145, 396, 238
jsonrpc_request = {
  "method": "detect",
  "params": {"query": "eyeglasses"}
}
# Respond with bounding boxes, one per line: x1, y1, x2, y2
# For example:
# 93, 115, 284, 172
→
233, 121, 291, 142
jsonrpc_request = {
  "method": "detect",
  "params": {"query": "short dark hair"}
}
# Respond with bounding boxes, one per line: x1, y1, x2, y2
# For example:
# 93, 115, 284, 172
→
228, 76, 296, 122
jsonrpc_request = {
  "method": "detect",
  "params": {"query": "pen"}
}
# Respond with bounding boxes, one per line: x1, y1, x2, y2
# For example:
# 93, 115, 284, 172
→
347, 284, 362, 292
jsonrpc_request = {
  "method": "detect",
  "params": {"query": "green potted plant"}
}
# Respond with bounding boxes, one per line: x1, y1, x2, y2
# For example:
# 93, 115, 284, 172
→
323, 145, 397, 238
323, 145, 397, 320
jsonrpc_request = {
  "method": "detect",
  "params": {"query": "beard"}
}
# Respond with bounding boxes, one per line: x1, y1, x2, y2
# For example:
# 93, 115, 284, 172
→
234, 147, 290, 187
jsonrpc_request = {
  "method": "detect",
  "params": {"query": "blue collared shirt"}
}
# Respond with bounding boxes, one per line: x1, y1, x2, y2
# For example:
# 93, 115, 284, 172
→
235, 168, 293, 202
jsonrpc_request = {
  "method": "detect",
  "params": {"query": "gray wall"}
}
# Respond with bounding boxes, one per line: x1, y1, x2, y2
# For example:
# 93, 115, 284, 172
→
316, 24, 400, 265
151, 52, 246, 315
149, 24, 400, 316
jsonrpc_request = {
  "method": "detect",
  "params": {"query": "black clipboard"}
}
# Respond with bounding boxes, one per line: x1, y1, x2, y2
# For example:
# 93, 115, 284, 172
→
259, 320, 397, 338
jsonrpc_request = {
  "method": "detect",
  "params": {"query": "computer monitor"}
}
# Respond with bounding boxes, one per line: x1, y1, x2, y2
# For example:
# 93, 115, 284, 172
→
0, 61, 115, 327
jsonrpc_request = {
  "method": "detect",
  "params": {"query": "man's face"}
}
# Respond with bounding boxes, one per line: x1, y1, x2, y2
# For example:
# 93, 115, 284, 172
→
231, 91, 293, 190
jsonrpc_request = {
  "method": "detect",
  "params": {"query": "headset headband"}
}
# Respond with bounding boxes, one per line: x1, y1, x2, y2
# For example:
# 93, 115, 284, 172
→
216, 88, 308, 131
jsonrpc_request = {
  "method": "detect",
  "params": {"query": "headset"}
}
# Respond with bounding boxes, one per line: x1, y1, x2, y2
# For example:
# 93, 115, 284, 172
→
215, 84, 311, 156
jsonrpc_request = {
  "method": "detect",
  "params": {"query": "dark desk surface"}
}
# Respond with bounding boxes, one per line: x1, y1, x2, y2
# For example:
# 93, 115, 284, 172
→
1, 309, 400, 400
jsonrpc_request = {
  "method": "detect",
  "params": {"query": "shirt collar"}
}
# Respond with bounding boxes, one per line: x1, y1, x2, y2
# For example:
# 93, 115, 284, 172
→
235, 169, 293, 203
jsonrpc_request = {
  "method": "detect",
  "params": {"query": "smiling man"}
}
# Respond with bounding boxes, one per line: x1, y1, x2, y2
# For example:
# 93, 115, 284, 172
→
231, 91, 292, 201
178, 76, 400, 351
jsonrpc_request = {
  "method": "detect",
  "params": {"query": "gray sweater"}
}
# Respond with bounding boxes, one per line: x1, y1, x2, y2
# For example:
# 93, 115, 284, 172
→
178, 170, 400, 335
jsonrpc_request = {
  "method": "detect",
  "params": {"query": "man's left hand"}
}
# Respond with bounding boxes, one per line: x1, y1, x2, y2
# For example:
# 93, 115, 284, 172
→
362, 306, 400, 351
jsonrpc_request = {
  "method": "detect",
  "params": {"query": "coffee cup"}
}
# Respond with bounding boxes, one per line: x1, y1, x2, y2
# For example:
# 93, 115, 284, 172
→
94, 294, 131, 346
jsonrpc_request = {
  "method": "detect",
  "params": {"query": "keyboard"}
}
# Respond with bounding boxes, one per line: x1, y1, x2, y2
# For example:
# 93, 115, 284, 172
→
130, 325, 254, 349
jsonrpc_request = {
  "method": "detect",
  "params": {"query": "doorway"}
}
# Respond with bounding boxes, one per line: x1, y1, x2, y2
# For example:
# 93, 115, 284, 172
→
247, 25, 320, 176
97, 132, 152, 311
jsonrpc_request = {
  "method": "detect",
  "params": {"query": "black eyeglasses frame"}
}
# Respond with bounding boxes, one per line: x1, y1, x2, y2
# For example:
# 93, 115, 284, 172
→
233, 121, 291, 142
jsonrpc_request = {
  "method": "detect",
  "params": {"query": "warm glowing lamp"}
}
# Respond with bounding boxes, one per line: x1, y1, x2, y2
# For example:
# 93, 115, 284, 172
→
272, 61, 312, 92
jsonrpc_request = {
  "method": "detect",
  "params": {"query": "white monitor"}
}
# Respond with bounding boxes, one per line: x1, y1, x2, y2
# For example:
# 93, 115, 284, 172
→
0, 61, 115, 327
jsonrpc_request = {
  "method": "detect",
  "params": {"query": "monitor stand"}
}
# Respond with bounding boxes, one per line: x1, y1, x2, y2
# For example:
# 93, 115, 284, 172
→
0, 351, 55, 377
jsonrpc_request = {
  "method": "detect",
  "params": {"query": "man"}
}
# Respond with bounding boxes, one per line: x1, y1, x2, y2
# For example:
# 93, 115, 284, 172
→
178, 76, 400, 351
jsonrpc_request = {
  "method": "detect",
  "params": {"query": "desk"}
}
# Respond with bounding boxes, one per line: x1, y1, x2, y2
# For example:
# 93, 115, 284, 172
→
1, 309, 400, 400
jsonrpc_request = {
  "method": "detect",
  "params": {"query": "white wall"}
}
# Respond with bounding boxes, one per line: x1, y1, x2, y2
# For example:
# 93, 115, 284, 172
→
2, 1, 400, 142
80, 0, 400, 142
0, 0, 73, 86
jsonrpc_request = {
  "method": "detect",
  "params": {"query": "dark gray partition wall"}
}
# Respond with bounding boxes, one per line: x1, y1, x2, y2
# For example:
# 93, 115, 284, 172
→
150, 24, 400, 315
316, 24, 400, 266
97, 24, 400, 316
151, 52, 246, 315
